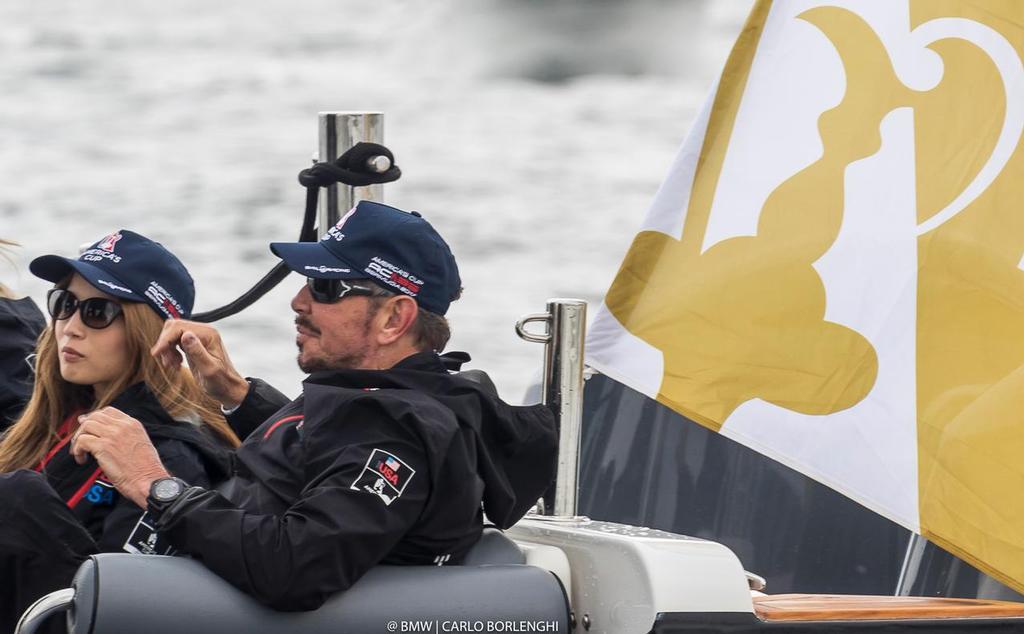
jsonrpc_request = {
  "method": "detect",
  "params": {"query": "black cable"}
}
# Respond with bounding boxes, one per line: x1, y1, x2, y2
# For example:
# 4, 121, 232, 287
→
191, 144, 400, 323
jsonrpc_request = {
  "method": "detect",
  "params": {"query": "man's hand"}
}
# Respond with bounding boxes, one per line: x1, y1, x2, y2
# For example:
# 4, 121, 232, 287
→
71, 407, 170, 508
151, 319, 250, 409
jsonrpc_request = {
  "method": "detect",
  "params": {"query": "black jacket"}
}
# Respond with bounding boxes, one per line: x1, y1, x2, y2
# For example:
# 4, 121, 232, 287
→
154, 352, 558, 611
39, 382, 233, 553
0, 297, 45, 429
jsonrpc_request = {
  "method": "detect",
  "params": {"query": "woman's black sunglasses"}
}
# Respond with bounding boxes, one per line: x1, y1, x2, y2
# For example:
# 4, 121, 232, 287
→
46, 289, 124, 330
306, 278, 377, 304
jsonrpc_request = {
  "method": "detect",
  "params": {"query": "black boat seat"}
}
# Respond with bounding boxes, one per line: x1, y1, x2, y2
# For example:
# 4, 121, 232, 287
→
66, 553, 569, 634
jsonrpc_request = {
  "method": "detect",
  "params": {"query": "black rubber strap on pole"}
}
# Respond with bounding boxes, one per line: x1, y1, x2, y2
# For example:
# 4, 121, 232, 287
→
191, 144, 400, 323
298, 142, 401, 187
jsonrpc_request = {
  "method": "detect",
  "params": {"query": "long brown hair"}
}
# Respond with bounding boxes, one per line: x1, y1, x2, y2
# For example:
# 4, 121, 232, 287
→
0, 298, 239, 472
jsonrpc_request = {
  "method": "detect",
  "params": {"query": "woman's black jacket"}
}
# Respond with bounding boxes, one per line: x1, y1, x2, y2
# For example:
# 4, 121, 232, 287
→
39, 382, 232, 553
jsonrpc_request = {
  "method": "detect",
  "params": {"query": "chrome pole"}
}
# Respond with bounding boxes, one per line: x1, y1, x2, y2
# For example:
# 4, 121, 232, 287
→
14, 588, 74, 634
317, 112, 386, 232
515, 299, 587, 517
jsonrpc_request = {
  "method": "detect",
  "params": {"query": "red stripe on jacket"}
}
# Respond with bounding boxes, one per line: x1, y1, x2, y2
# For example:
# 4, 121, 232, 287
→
35, 409, 83, 472
66, 467, 104, 508
36, 409, 106, 509
263, 415, 304, 440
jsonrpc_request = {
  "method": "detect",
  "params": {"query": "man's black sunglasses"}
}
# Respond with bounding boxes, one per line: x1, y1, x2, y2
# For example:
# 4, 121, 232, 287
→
46, 288, 124, 330
306, 278, 377, 304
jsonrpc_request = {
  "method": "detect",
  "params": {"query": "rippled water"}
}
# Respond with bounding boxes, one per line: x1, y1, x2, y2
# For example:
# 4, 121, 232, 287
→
1, 0, 748, 402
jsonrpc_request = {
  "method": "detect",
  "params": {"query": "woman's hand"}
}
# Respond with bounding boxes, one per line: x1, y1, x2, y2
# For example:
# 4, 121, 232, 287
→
71, 407, 170, 508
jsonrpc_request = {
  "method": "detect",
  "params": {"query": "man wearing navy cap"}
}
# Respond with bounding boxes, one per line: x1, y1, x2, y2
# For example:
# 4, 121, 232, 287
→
72, 201, 558, 611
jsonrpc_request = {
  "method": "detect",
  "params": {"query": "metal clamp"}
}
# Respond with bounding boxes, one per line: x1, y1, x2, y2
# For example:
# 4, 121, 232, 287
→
15, 588, 74, 634
366, 155, 392, 173
515, 313, 553, 344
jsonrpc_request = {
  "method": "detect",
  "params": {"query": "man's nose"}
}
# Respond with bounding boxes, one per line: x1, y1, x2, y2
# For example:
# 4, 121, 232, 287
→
291, 283, 312, 314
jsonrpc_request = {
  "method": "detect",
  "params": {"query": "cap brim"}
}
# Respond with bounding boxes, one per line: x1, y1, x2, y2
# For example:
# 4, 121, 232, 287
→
269, 241, 362, 279
29, 255, 139, 301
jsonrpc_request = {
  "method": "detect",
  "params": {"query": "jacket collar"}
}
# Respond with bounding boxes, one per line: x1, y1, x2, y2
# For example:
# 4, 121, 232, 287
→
305, 350, 471, 385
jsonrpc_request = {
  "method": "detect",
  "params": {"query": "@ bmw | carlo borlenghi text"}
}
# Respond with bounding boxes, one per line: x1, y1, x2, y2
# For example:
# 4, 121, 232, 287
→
387, 620, 561, 633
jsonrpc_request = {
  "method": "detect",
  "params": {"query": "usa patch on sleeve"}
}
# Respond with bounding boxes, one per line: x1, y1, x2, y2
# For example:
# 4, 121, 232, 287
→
351, 448, 416, 506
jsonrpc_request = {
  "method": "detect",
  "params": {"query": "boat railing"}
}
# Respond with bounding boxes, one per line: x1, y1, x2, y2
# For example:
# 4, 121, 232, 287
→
515, 298, 587, 518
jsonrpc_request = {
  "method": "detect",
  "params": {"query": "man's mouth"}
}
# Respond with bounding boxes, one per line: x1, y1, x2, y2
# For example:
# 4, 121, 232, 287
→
295, 317, 320, 337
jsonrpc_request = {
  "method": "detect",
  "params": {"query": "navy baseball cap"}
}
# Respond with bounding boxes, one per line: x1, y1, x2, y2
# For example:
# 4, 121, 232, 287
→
30, 229, 194, 320
270, 201, 461, 315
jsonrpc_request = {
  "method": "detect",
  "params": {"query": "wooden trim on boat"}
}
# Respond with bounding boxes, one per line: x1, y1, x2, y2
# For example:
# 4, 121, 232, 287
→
752, 594, 1024, 622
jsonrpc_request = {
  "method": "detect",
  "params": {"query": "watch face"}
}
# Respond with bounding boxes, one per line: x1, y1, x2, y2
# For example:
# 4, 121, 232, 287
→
153, 478, 184, 502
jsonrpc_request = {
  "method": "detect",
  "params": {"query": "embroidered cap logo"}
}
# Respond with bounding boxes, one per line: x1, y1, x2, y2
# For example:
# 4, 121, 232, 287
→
323, 205, 359, 242
97, 232, 123, 253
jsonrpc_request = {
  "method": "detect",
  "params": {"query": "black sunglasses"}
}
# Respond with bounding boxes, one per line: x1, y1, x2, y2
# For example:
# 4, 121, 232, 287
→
46, 288, 124, 330
306, 278, 378, 304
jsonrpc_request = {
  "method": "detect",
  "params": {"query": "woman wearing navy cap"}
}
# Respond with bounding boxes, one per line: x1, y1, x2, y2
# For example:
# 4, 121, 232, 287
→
0, 230, 239, 632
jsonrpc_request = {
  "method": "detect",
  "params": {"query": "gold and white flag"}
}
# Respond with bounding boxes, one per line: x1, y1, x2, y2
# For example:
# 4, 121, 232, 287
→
588, 0, 1024, 592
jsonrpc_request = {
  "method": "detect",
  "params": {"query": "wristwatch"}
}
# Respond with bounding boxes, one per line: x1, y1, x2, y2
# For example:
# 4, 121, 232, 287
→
147, 477, 189, 515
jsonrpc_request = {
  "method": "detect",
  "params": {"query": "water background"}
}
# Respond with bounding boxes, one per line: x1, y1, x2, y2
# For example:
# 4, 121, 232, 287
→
1, 0, 749, 402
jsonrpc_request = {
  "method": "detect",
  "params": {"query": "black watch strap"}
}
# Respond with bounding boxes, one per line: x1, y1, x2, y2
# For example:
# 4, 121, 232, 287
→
147, 477, 189, 516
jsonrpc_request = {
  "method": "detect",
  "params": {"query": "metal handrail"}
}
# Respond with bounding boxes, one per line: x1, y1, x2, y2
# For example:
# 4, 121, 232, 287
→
515, 299, 587, 518
14, 588, 74, 634
514, 313, 553, 344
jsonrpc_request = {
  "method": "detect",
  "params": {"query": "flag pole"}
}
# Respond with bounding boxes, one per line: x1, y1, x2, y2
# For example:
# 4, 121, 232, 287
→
895, 533, 927, 595
317, 111, 386, 231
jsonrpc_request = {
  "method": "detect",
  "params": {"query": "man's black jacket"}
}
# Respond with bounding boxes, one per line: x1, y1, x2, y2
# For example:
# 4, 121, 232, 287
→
154, 352, 558, 611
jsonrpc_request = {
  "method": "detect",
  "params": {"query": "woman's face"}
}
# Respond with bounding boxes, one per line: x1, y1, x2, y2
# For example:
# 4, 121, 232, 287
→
54, 274, 130, 394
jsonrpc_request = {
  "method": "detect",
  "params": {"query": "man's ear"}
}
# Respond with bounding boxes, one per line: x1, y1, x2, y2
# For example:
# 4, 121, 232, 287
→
375, 295, 419, 346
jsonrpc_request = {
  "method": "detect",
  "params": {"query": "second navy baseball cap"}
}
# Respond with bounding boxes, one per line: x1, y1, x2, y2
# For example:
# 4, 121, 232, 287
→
270, 201, 461, 315
30, 229, 195, 320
